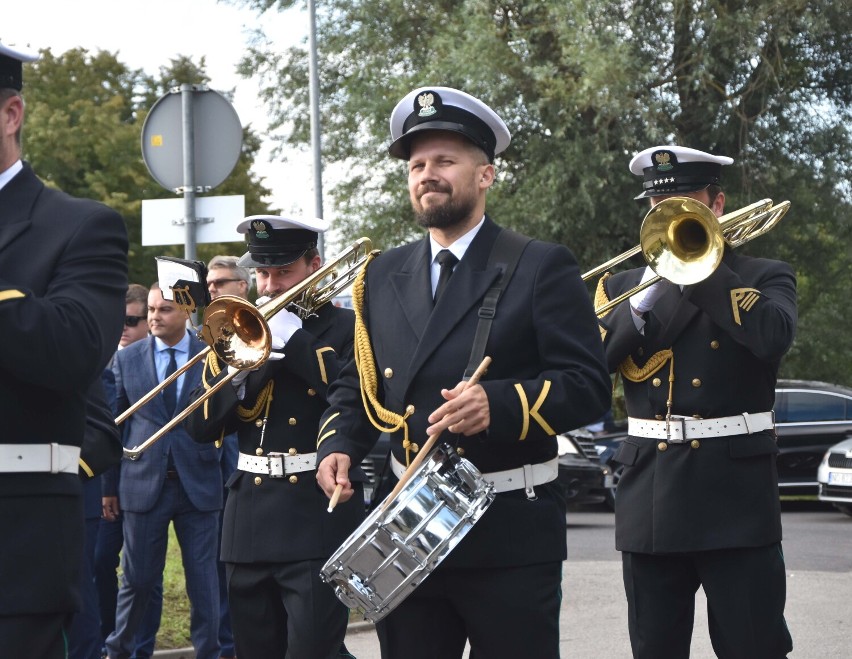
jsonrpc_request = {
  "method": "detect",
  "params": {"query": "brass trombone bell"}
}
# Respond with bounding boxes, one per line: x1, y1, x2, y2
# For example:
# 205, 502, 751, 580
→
201, 296, 271, 371
640, 197, 725, 287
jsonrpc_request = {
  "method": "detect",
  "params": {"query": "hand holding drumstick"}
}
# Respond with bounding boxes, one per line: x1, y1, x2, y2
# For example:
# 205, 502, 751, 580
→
380, 356, 492, 510
326, 356, 491, 513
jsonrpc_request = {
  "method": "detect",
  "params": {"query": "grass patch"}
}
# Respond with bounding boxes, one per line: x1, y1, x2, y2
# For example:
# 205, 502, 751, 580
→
155, 522, 192, 650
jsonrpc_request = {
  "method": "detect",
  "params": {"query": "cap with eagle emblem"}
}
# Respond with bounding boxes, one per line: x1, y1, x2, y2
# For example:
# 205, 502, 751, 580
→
629, 145, 734, 200
235, 215, 329, 268
388, 86, 511, 162
0, 40, 39, 91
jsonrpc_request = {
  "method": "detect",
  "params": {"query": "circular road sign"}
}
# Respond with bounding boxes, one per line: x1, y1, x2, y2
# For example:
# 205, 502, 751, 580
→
141, 87, 242, 192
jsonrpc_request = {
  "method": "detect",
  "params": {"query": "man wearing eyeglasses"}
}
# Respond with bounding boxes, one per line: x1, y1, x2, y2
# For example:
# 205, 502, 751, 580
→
206, 254, 252, 300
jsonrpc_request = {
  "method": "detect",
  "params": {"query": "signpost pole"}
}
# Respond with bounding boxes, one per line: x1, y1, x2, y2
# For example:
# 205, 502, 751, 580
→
308, 0, 324, 258
181, 83, 198, 262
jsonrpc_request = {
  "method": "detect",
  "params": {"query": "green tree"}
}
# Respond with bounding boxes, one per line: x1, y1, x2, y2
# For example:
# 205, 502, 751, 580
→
23, 48, 276, 288
233, 0, 852, 383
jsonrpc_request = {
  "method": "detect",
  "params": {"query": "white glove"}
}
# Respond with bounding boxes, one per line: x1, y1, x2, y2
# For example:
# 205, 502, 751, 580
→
267, 335, 286, 361
255, 295, 272, 306
228, 365, 252, 386
227, 365, 252, 399
267, 309, 303, 343
630, 267, 666, 314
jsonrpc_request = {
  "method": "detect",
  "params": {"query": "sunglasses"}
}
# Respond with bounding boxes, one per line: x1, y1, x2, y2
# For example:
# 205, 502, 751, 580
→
207, 278, 242, 288
125, 315, 147, 327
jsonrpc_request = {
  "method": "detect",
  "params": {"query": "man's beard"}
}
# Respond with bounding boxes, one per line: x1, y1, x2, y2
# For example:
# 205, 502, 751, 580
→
413, 185, 477, 230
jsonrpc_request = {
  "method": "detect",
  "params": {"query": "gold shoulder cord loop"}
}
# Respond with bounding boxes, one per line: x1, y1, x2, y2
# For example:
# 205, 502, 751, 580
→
202, 352, 222, 421
352, 252, 416, 465
237, 380, 275, 449
237, 380, 274, 423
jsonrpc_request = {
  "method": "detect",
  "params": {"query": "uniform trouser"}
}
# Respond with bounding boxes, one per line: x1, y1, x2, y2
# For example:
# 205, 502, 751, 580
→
0, 613, 74, 659
0, 490, 82, 659
375, 561, 562, 659
622, 544, 793, 659
226, 558, 350, 659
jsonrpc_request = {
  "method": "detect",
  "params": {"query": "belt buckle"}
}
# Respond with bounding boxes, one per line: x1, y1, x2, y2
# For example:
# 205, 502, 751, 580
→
666, 417, 688, 444
266, 452, 285, 477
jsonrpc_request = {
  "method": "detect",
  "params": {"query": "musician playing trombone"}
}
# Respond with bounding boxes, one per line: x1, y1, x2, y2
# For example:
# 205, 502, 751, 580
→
184, 216, 364, 659
315, 87, 611, 658
596, 146, 796, 659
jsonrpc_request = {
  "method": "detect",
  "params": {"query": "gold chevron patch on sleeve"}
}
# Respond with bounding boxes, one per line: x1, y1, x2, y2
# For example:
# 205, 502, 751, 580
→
730, 288, 761, 325
0, 290, 26, 303
513, 384, 530, 440
529, 380, 556, 436
315, 347, 336, 384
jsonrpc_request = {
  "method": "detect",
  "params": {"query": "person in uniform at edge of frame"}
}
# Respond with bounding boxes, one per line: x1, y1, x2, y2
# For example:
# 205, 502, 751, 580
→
184, 216, 364, 659
0, 40, 127, 659
314, 86, 612, 659
596, 145, 796, 659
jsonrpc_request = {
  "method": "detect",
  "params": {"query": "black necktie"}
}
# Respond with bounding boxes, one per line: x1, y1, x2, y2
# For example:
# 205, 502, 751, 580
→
162, 348, 178, 417
434, 250, 458, 303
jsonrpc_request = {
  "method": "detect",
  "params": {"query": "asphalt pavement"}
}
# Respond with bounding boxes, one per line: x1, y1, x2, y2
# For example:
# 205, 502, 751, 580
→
155, 505, 851, 658
340, 562, 850, 657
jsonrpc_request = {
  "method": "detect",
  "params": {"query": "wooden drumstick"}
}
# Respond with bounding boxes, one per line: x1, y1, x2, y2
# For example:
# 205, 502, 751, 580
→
327, 483, 344, 513
381, 356, 492, 510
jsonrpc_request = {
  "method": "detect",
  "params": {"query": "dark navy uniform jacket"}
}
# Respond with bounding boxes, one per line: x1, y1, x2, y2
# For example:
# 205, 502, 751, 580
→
316, 217, 611, 568
599, 247, 797, 553
0, 163, 127, 614
185, 303, 365, 563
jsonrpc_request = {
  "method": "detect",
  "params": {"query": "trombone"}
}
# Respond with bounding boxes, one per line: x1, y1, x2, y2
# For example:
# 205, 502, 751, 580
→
585, 197, 790, 316
120, 238, 374, 459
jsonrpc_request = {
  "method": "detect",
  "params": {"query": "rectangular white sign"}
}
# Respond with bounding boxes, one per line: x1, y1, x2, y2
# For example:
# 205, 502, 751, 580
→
141, 195, 246, 246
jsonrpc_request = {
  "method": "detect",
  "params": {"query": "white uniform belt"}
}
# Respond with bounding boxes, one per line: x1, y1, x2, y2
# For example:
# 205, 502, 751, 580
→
0, 443, 80, 474
628, 412, 775, 443
238, 452, 317, 477
391, 453, 558, 495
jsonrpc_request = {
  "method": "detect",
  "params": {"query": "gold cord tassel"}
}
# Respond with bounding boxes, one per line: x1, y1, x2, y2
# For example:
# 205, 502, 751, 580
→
237, 380, 274, 424
351, 252, 415, 464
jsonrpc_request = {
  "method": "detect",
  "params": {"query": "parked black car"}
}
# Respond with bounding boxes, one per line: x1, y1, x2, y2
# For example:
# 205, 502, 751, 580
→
596, 379, 852, 509
358, 428, 611, 509
555, 428, 612, 506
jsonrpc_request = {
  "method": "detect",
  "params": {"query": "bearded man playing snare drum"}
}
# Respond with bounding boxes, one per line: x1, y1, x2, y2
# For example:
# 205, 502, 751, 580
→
315, 86, 610, 658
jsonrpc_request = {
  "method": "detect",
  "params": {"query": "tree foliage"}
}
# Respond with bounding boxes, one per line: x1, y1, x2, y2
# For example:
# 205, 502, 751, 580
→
22, 48, 276, 287
233, 0, 851, 383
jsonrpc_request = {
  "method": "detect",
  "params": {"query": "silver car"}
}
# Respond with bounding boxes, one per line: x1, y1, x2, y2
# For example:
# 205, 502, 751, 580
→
817, 437, 852, 517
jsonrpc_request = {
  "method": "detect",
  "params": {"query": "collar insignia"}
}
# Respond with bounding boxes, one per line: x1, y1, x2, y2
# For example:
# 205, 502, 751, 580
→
252, 220, 271, 239
730, 288, 761, 325
417, 92, 437, 117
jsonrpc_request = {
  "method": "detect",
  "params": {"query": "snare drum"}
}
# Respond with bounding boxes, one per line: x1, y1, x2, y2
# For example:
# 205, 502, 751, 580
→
320, 443, 495, 622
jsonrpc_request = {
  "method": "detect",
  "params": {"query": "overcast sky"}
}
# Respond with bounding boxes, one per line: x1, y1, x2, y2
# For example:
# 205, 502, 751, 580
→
7, 0, 316, 215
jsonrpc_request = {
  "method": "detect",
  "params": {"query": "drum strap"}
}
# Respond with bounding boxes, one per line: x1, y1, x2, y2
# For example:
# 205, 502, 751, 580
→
463, 228, 532, 381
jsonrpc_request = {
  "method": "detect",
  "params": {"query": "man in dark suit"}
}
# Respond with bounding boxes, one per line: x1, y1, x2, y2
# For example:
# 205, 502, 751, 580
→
98, 283, 162, 659
315, 86, 611, 658
185, 216, 364, 659
0, 41, 127, 659
106, 284, 221, 659
597, 145, 796, 658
